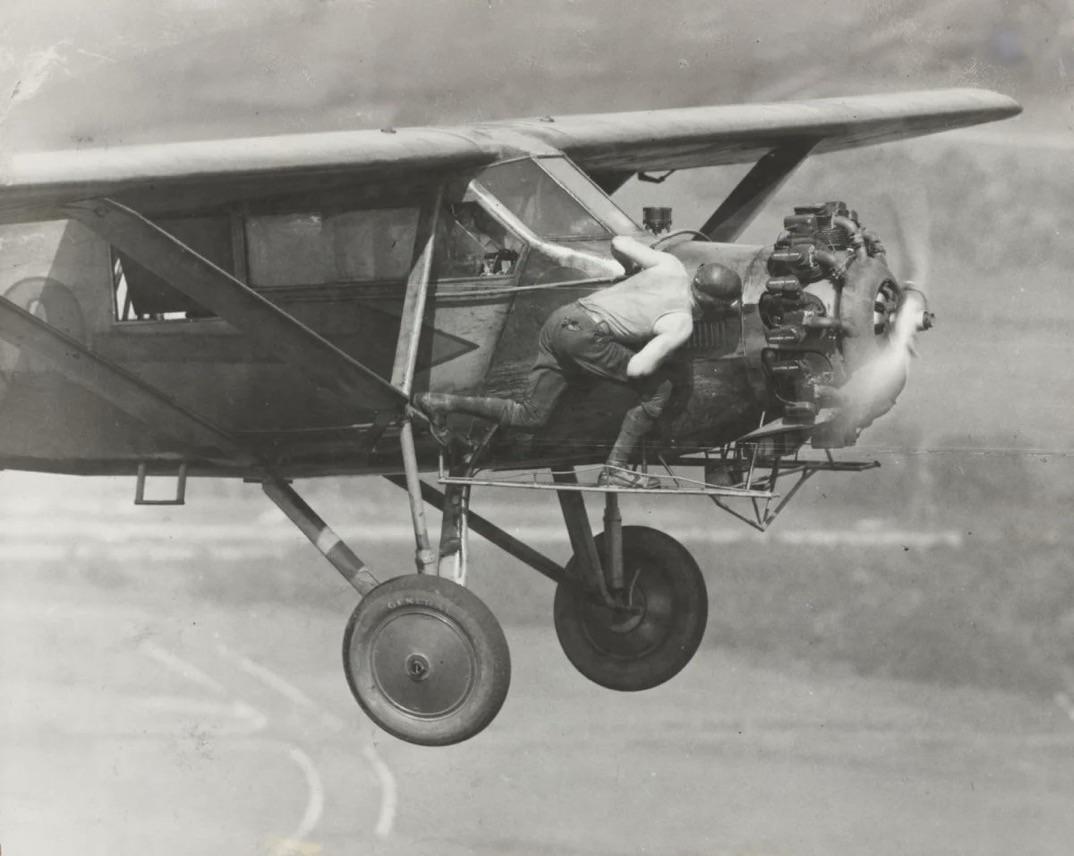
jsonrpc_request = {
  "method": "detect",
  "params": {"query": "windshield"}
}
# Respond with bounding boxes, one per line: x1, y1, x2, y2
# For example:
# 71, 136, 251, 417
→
475, 157, 639, 241
537, 156, 640, 235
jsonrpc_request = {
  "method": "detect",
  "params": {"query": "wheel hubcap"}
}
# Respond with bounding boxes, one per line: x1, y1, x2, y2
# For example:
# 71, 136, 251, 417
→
370, 609, 475, 718
605, 587, 647, 633
580, 566, 674, 658
405, 653, 431, 681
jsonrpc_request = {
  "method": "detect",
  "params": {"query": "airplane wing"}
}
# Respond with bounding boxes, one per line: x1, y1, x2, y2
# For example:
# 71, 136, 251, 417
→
0, 88, 1019, 213
482, 88, 1022, 173
0, 128, 496, 213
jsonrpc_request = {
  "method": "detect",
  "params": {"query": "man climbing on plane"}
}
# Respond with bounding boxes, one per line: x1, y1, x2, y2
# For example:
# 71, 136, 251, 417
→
416, 235, 742, 488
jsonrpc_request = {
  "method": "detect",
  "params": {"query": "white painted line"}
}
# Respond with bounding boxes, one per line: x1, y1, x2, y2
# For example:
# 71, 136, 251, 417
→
362, 743, 398, 840
285, 746, 325, 844
215, 643, 396, 840
140, 640, 227, 696
216, 642, 346, 731
137, 695, 268, 735
220, 642, 316, 707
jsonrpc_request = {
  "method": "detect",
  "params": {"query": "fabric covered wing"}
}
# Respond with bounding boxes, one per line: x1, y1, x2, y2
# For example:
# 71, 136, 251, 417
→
0, 127, 496, 214
480, 88, 1021, 173
0, 88, 1019, 214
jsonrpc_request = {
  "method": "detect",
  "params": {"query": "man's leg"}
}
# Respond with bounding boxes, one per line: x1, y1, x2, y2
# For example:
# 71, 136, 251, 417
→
416, 366, 566, 429
415, 307, 572, 431
563, 323, 678, 488
599, 368, 674, 488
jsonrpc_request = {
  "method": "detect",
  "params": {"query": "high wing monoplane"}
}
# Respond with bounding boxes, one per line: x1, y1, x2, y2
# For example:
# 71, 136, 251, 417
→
0, 88, 1020, 744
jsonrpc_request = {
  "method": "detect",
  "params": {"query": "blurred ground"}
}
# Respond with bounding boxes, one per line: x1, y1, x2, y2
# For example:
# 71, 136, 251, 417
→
2, 467, 1073, 856
4, 538, 1074, 856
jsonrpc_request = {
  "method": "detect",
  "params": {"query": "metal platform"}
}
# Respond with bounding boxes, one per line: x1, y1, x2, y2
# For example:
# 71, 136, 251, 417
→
437, 449, 880, 532
438, 463, 777, 498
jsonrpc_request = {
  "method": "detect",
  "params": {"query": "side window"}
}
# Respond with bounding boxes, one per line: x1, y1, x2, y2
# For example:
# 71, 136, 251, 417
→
434, 200, 523, 279
113, 215, 231, 321
245, 207, 419, 288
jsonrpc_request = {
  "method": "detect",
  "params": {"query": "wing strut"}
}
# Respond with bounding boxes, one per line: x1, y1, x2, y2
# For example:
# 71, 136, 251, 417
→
391, 186, 442, 574
699, 141, 817, 242
60, 199, 407, 416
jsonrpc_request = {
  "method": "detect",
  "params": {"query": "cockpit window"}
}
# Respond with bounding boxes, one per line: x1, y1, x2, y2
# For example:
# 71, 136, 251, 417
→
476, 158, 613, 241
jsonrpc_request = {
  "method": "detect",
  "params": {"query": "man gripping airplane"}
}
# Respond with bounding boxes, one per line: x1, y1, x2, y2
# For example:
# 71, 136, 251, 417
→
416, 235, 742, 488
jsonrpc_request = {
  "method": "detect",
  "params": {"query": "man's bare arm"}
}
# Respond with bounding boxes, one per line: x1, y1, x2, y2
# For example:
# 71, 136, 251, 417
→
626, 312, 694, 377
611, 235, 683, 273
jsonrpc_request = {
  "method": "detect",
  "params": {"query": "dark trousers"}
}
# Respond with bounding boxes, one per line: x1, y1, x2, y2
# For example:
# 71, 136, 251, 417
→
489, 303, 677, 463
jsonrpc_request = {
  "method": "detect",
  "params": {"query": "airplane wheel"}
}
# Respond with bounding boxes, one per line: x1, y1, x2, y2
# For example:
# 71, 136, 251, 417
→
342, 575, 510, 746
554, 526, 707, 692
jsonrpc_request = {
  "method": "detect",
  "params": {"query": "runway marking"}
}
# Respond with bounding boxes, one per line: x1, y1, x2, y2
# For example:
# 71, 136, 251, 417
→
139, 642, 330, 847
216, 642, 345, 731
362, 743, 398, 839
137, 695, 268, 735
283, 746, 325, 846
139, 640, 227, 696
215, 642, 396, 839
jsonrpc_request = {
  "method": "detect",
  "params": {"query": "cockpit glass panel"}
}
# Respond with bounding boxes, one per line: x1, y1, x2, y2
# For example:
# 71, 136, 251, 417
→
476, 159, 609, 240
536, 156, 641, 235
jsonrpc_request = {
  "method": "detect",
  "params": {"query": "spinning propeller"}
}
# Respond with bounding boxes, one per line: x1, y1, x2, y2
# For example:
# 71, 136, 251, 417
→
829, 189, 934, 437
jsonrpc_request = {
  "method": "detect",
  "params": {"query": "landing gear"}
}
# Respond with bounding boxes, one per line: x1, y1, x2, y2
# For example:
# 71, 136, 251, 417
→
263, 448, 711, 743
553, 526, 708, 691
342, 575, 510, 746
263, 470, 514, 747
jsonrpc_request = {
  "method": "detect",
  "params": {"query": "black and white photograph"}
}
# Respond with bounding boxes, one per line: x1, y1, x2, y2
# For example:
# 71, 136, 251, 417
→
1, 2, 1072, 854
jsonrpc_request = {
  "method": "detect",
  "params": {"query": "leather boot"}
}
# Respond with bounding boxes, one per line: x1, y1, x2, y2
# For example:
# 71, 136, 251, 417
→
414, 392, 515, 424
599, 409, 661, 489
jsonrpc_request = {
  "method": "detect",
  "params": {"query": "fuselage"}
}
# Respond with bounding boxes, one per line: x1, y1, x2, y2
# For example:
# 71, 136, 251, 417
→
0, 156, 892, 478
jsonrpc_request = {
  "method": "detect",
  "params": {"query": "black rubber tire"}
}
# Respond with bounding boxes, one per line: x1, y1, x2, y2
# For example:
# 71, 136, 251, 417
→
343, 575, 511, 747
553, 526, 708, 692
838, 255, 901, 376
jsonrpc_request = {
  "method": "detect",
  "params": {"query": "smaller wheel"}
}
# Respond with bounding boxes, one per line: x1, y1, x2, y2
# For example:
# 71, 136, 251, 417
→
343, 575, 510, 746
554, 526, 708, 692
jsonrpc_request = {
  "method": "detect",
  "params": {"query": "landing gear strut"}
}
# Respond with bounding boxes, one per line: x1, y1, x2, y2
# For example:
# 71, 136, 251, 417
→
552, 470, 708, 690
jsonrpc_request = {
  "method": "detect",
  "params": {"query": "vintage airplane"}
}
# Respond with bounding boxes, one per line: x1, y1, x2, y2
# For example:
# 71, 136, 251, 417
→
0, 88, 1019, 745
